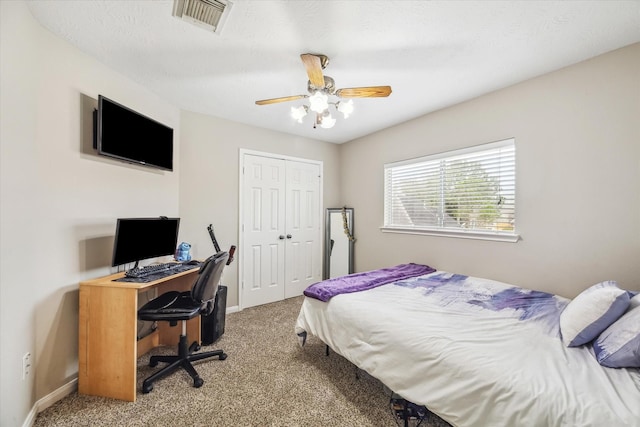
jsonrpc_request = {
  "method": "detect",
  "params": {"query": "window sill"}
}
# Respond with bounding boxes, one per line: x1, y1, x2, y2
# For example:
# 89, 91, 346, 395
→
380, 226, 520, 243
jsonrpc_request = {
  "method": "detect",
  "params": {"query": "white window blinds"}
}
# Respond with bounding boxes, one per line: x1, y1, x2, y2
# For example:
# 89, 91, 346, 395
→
383, 138, 517, 241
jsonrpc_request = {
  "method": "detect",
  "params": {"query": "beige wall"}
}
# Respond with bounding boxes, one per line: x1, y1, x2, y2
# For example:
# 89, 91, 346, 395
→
178, 111, 341, 307
340, 43, 640, 298
1, 2, 179, 425
1, 3, 40, 425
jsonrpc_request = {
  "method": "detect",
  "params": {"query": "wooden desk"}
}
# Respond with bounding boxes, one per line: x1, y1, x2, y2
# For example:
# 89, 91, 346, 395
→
78, 268, 200, 402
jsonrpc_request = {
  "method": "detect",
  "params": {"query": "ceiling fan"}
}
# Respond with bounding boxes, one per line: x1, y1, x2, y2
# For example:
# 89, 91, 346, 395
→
255, 53, 392, 128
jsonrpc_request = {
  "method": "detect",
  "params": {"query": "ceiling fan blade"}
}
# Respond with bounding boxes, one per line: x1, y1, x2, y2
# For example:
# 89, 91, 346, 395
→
300, 54, 326, 89
336, 86, 392, 98
255, 95, 307, 105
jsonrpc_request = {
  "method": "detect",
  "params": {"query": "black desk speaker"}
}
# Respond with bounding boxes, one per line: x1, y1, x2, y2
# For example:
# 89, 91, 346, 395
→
201, 285, 227, 345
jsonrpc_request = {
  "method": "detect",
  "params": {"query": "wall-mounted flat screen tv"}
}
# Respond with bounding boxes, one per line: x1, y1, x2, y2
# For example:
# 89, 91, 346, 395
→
97, 95, 174, 171
112, 217, 180, 267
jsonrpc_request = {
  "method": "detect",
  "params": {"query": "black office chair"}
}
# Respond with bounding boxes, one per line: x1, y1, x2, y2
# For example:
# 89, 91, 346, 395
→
138, 251, 229, 393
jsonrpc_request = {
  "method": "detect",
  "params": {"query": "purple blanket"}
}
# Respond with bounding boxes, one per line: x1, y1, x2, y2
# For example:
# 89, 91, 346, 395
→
304, 263, 436, 302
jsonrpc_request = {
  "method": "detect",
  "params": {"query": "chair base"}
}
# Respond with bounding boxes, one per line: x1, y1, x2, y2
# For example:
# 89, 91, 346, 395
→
142, 333, 227, 394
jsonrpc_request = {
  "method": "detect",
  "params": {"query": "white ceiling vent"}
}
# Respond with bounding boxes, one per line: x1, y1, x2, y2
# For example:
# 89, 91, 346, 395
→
172, 0, 233, 35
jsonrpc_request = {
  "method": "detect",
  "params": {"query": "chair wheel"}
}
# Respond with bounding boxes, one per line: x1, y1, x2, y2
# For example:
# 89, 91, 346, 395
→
193, 377, 204, 388
142, 383, 153, 394
219, 353, 227, 360
149, 359, 158, 368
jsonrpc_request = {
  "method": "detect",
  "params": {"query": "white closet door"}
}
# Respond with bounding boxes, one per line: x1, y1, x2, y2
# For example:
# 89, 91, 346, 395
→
241, 154, 286, 308
284, 161, 321, 298
241, 152, 322, 309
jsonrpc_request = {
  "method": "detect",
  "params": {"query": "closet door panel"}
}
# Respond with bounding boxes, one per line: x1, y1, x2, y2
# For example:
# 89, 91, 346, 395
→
241, 155, 286, 308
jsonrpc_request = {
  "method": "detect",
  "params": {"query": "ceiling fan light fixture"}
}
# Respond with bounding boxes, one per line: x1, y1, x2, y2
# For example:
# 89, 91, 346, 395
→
320, 112, 336, 129
255, 53, 391, 130
291, 105, 308, 123
336, 99, 354, 119
309, 91, 329, 113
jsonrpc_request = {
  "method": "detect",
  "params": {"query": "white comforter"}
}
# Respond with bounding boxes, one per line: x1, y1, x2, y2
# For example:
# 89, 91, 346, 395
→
295, 271, 640, 427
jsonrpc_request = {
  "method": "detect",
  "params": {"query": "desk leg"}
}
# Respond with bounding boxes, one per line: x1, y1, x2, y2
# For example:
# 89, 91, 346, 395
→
79, 285, 138, 402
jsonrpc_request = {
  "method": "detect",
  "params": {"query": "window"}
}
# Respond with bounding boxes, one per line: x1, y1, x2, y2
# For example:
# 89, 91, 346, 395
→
383, 138, 518, 242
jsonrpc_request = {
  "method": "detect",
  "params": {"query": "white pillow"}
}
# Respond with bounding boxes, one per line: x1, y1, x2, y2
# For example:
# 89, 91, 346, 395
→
593, 306, 640, 368
628, 293, 640, 311
560, 281, 630, 347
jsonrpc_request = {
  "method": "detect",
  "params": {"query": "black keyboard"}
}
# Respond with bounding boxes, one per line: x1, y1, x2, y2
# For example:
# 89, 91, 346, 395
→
125, 262, 184, 278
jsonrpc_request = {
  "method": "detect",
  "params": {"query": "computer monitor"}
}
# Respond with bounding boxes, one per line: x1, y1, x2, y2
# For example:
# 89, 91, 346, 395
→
112, 217, 180, 267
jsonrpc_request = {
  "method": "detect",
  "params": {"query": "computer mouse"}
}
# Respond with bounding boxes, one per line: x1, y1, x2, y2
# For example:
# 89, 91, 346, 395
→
186, 260, 201, 265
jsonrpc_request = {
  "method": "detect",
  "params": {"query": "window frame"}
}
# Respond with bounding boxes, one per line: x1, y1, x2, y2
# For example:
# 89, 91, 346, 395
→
381, 138, 520, 243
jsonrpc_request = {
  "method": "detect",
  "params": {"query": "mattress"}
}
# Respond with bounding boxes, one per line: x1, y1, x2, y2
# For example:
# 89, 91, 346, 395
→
295, 271, 640, 426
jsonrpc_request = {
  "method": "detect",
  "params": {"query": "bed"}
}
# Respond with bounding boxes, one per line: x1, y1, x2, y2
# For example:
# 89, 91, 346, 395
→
295, 264, 640, 427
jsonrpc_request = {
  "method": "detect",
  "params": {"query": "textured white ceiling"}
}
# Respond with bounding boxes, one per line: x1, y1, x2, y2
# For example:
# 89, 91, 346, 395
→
26, 0, 640, 144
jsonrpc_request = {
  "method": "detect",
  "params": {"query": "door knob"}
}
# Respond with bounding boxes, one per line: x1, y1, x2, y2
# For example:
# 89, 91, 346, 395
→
286, 234, 292, 239
278, 235, 285, 240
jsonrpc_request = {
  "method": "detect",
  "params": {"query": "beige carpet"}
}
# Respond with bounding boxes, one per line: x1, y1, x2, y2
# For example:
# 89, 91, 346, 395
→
35, 296, 452, 427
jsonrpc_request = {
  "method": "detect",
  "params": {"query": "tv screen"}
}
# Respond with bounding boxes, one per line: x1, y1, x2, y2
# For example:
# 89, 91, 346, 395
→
112, 217, 180, 267
97, 95, 174, 171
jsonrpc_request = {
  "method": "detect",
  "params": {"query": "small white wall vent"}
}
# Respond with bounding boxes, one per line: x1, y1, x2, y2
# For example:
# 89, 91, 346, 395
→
172, 0, 233, 34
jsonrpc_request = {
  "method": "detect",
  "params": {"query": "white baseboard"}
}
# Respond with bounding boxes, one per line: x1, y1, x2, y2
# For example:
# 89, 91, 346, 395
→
37, 378, 78, 412
226, 305, 239, 314
23, 378, 78, 427
22, 407, 37, 427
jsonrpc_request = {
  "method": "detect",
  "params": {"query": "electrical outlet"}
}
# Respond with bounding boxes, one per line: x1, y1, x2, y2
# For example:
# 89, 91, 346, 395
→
22, 352, 31, 380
